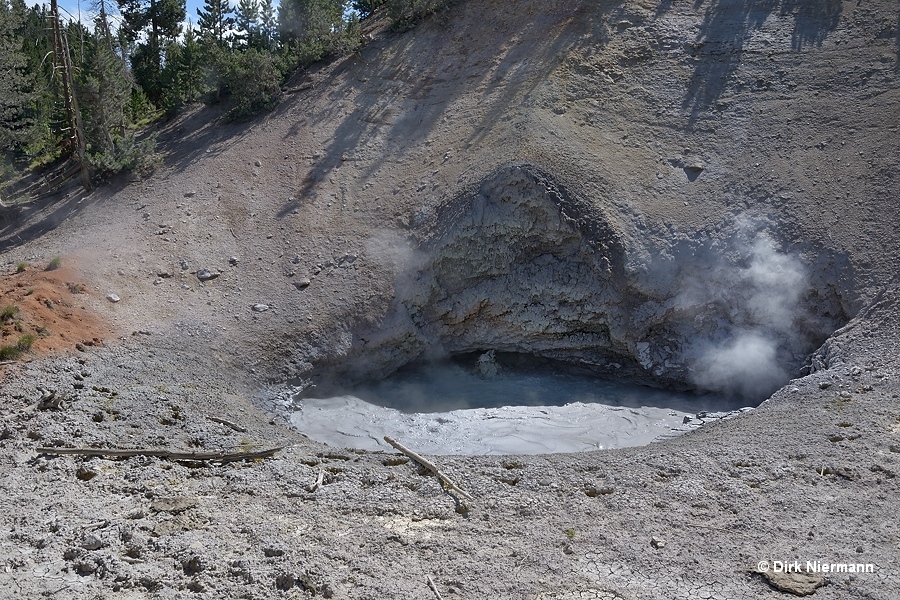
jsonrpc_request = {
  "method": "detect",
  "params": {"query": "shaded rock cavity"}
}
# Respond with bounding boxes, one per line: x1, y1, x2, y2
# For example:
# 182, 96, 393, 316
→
312, 165, 849, 403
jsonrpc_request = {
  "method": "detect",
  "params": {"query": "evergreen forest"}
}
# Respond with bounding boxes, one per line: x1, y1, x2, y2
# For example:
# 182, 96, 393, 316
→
0, 0, 452, 192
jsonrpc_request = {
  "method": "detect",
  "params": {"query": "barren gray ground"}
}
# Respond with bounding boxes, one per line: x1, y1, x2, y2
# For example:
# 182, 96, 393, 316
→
1, 0, 899, 598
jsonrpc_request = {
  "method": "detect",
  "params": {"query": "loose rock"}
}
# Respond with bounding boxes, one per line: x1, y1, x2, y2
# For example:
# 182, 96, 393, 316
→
757, 568, 824, 596
150, 497, 198, 514
196, 269, 219, 281
82, 533, 103, 551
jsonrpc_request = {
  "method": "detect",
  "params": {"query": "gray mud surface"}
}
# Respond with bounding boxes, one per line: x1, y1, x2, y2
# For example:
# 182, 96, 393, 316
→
2, 0, 899, 598
289, 359, 752, 454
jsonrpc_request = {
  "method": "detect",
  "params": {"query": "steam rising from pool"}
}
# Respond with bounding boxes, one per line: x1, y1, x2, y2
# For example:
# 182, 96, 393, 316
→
289, 355, 752, 455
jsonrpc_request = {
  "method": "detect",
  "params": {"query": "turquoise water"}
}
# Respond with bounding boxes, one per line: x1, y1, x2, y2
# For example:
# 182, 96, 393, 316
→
308, 353, 748, 414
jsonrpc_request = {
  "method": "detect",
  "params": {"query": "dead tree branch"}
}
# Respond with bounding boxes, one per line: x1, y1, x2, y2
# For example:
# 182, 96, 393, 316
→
36, 446, 283, 463
308, 468, 325, 493
383, 436, 473, 502
427, 575, 444, 600
208, 416, 248, 432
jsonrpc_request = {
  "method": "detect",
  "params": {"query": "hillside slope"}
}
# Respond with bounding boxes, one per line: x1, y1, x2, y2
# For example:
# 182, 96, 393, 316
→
1, 0, 899, 598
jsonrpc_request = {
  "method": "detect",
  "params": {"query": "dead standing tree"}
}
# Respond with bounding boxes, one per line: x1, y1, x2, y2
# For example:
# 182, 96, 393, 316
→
49, 0, 92, 191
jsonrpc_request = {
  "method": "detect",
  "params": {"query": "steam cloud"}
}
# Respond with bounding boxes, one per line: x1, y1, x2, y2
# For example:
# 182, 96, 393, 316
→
675, 228, 809, 401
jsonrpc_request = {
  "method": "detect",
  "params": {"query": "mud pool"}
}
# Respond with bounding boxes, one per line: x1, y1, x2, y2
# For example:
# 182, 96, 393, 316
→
289, 356, 754, 455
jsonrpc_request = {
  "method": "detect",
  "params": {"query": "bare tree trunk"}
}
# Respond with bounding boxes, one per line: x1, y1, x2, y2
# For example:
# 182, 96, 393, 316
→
50, 0, 91, 191
97, 0, 129, 138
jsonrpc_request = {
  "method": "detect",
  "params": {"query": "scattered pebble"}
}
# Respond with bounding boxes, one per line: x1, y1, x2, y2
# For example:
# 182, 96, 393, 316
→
82, 533, 103, 551
150, 497, 198, 514
106, 293, 121, 303
196, 269, 219, 281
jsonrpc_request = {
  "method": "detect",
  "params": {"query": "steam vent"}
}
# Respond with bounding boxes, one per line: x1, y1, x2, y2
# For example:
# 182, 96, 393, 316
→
1, 0, 898, 598
307, 165, 848, 398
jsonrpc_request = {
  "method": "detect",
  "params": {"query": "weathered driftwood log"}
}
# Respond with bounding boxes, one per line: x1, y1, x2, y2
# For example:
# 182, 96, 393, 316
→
208, 416, 248, 432
36, 446, 282, 463
427, 575, 444, 600
383, 436, 473, 502
308, 468, 326, 493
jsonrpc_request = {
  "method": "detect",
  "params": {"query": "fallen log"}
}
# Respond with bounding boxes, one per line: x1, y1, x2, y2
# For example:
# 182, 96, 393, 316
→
36, 446, 283, 463
427, 575, 444, 600
383, 436, 473, 502
208, 416, 248, 432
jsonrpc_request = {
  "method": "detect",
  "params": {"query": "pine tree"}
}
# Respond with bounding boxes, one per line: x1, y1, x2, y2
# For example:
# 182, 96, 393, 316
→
92, 0, 119, 53
0, 0, 37, 151
194, 0, 231, 104
4, 0, 76, 165
91, 0, 130, 136
160, 26, 204, 111
178, 27, 204, 103
234, 0, 259, 50
196, 0, 233, 47
278, 0, 354, 64
117, 0, 185, 103
259, 0, 276, 51
77, 20, 132, 157
352, 0, 382, 19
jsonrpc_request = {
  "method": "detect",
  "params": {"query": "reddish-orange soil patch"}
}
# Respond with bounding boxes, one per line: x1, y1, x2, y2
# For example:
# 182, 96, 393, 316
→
0, 260, 116, 360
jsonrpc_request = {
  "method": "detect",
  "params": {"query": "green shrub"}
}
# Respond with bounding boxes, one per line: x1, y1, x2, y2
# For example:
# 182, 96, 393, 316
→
128, 89, 158, 126
45, 257, 62, 271
0, 334, 32, 360
16, 333, 34, 351
0, 305, 19, 321
88, 132, 161, 177
223, 49, 284, 121
0, 345, 20, 360
16, 262, 26, 273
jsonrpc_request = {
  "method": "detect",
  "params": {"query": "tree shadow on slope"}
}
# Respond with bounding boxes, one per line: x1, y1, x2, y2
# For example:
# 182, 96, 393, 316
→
0, 176, 130, 253
275, 0, 622, 218
670, 0, 842, 125
154, 103, 260, 175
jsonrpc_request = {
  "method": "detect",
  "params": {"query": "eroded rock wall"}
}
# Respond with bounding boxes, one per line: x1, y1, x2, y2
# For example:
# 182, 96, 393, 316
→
315, 165, 849, 402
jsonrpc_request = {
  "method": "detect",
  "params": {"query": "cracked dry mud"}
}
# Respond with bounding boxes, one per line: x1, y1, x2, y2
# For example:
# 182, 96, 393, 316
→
1, 0, 899, 598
